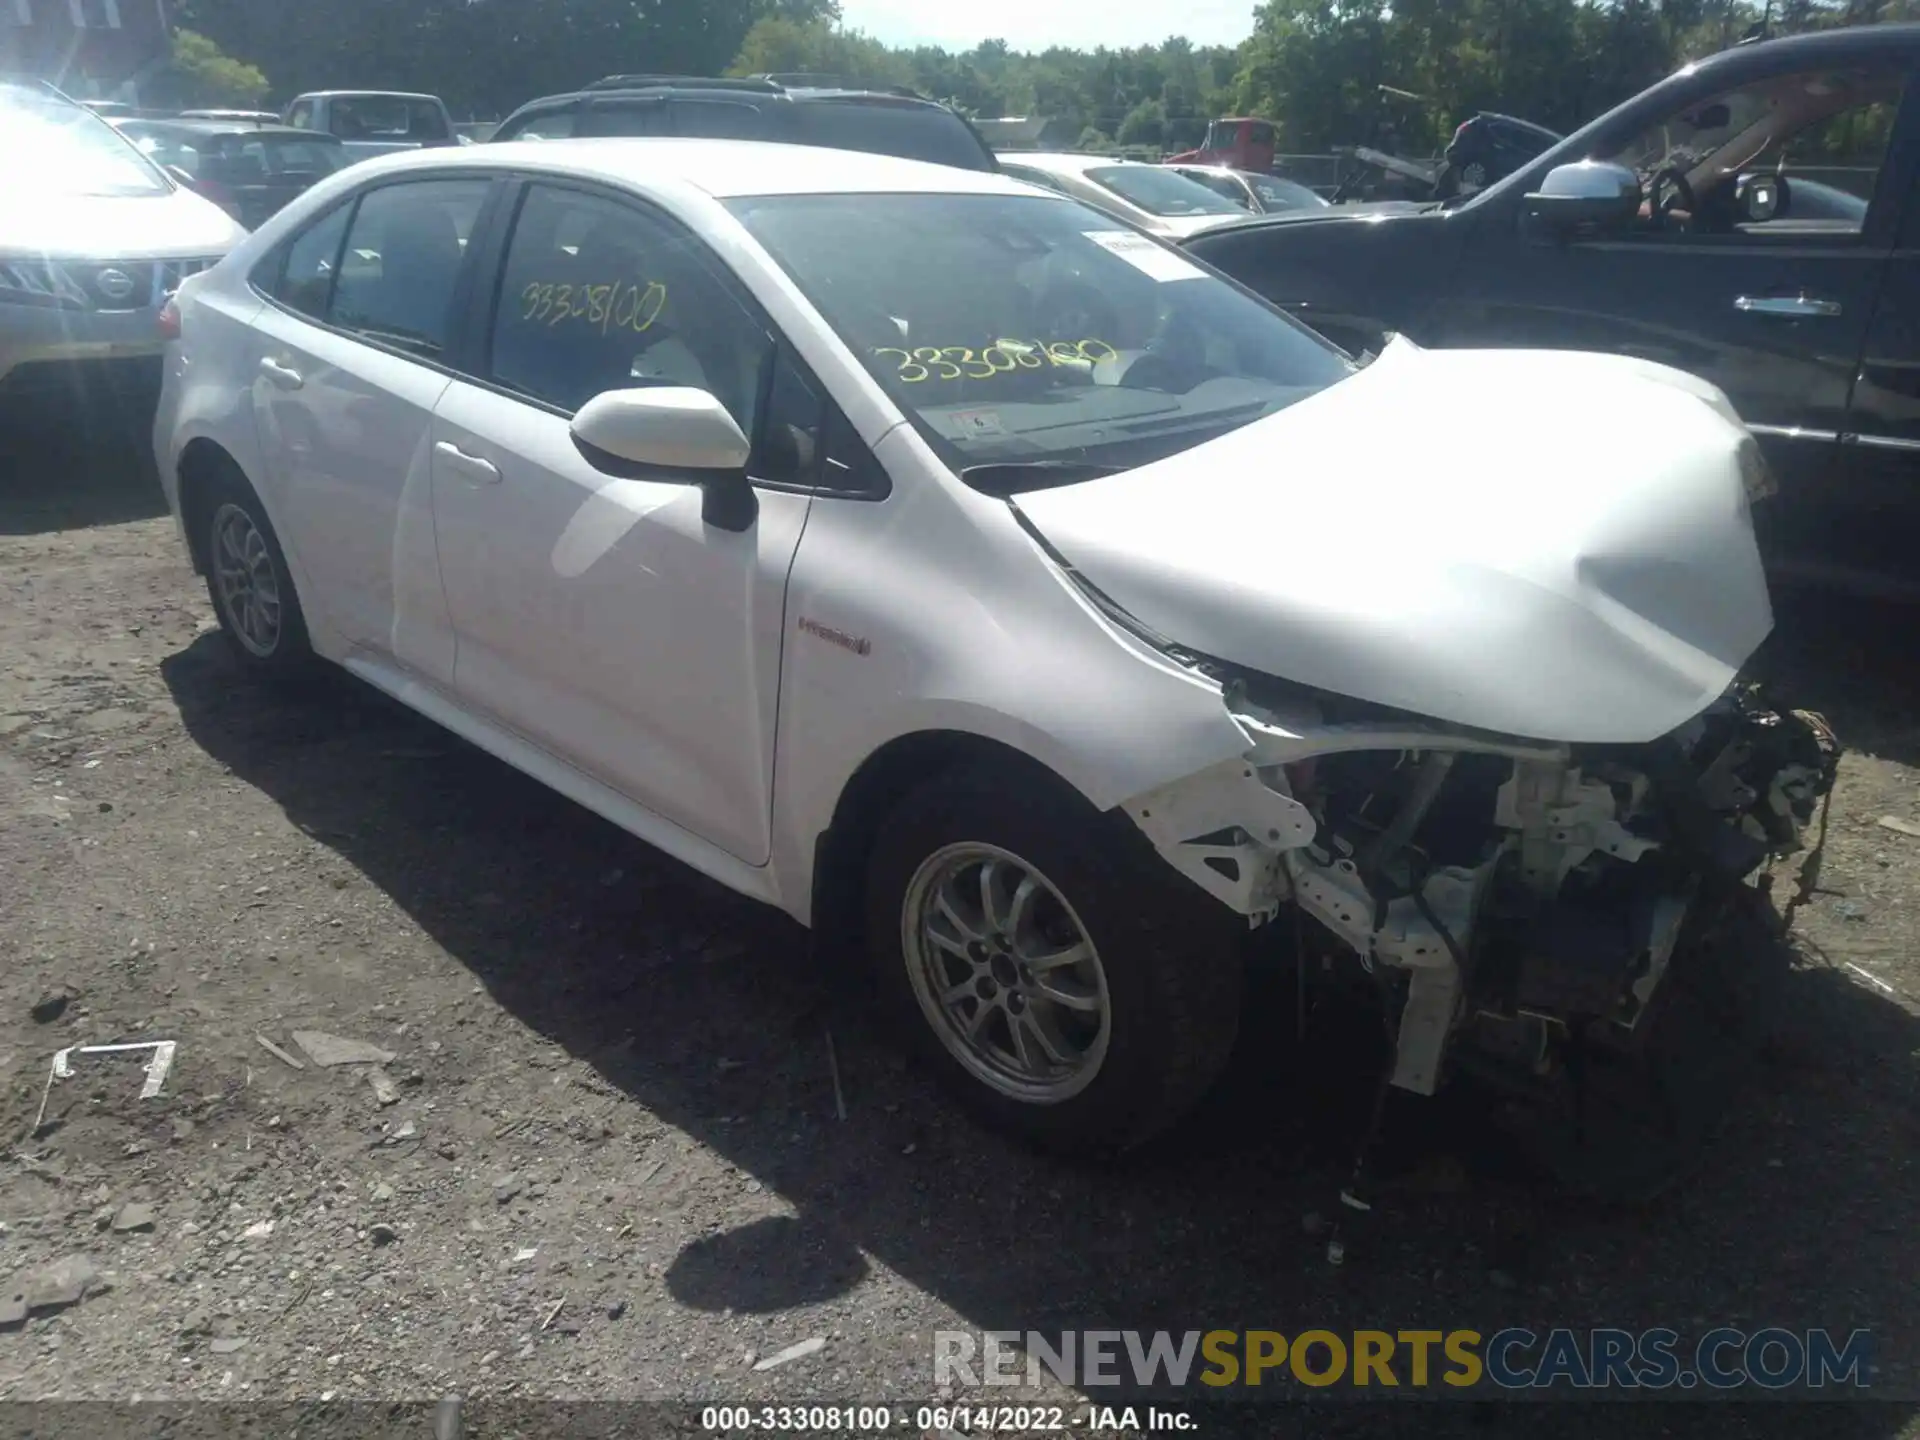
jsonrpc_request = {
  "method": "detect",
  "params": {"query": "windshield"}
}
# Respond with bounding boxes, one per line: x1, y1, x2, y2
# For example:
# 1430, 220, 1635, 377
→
0, 88, 170, 197
1083, 165, 1245, 217
1248, 174, 1328, 211
728, 191, 1351, 474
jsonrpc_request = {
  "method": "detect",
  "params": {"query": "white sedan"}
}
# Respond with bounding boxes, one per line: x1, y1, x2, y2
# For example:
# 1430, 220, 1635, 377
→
994, 151, 1251, 239
155, 139, 1833, 1172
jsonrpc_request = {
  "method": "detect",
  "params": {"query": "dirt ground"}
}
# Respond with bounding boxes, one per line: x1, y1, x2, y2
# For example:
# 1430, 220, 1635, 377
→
3, 401, 1920, 1438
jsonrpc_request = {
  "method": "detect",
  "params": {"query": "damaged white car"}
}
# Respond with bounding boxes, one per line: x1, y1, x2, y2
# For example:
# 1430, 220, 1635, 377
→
153, 142, 1838, 1191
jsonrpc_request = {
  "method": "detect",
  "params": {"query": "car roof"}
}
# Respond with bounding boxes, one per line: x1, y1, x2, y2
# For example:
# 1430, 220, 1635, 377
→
350, 137, 1037, 199
506, 78, 962, 116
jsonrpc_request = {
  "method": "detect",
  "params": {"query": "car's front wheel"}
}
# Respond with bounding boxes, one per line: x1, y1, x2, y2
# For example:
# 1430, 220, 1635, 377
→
865, 764, 1244, 1156
196, 468, 312, 677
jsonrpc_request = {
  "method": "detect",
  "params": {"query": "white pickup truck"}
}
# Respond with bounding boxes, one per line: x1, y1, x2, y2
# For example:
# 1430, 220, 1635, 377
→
282, 91, 462, 161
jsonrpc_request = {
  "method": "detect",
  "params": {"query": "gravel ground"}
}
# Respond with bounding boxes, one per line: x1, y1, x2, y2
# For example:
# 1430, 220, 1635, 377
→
2, 402, 1919, 1438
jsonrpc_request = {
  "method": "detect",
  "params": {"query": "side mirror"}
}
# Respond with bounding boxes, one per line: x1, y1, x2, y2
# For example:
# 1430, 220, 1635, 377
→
1523, 161, 1642, 239
1736, 171, 1787, 223
570, 387, 757, 533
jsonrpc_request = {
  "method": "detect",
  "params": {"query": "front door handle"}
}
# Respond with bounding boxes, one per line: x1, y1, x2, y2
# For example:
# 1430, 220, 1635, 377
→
258, 356, 304, 389
433, 440, 502, 485
1734, 294, 1842, 318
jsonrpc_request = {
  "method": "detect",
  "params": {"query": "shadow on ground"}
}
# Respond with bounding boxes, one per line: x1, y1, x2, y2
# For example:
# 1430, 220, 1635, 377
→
161, 611, 1920, 1438
0, 394, 168, 536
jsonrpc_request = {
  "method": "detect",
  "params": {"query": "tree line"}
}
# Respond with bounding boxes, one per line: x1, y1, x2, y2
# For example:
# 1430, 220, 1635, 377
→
170, 0, 1918, 154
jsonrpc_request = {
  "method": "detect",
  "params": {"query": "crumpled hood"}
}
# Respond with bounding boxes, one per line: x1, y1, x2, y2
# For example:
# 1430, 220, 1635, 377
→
1014, 337, 1773, 745
1, 188, 246, 260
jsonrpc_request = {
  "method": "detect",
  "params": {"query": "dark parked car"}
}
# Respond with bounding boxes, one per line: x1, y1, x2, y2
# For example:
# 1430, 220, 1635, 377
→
1186, 24, 1920, 600
487, 73, 999, 173
113, 118, 347, 228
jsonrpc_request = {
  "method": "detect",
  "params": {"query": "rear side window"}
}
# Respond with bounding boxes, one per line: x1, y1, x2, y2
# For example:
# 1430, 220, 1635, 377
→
327, 179, 489, 357
793, 99, 992, 171
268, 203, 351, 318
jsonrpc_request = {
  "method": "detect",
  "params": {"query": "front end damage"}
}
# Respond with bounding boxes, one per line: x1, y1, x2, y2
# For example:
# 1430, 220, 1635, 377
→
1124, 667, 1839, 1192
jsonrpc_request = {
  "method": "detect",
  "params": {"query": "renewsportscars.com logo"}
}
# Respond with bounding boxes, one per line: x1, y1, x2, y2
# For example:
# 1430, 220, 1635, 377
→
933, 1327, 1874, 1393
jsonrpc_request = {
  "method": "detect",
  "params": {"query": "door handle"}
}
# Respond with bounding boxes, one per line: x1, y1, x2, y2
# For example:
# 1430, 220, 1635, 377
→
1734, 294, 1842, 318
433, 440, 502, 484
257, 356, 304, 389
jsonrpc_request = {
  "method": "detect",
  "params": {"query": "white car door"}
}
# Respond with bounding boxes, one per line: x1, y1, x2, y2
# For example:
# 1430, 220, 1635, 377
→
428, 182, 822, 866
247, 177, 490, 681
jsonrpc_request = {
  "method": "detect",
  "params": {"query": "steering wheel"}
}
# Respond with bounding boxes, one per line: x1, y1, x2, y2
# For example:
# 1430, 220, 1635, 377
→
1649, 166, 1697, 231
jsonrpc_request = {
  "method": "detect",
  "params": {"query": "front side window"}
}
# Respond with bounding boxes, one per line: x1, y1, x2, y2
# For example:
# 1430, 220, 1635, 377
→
730, 191, 1351, 474
1599, 65, 1906, 236
1082, 165, 1246, 218
328, 180, 488, 357
0, 90, 169, 196
490, 184, 770, 427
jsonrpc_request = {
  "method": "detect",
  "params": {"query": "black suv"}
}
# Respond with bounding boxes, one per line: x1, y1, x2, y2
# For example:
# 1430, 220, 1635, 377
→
487, 74, 999, 173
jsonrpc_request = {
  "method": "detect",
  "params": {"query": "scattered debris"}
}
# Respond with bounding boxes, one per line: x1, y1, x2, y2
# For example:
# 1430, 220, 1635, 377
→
171, 1117, 195, 1142
24, 1255, 103, 1312
30, 986, 75, 1025
36, 1040, 178, 1133
512, 1247, 538, 1265
254, 1035, 306, 1071
1846, 962, 1899, 998
110, 1202, 155, 1233
494, 1176, 523, 1205
607, 1300, 628, 1321
1876, 815, 1920, 839
211, 1336, 247, 1355
367, 1069, 400, 1107
541, 1297, 566, 1332
242, 1220, 274, 1240
824, 1029, 848, 1122
291, 1031, 397, 1068
371, 1182, 395, 1203
385, 1120, 419, 1145
753, 1336, 826, 1372
370, 1224, 399, 1247
716, 1058, 746, 1072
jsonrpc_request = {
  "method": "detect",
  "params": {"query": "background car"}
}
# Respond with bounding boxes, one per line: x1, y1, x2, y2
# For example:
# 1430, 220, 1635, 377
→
1184, 23, 1920, 601
113, 118, 348, 228
993, 152, 1249, 238
1165, 162, 1331, 215
488, 73, 999, 172
0, 82, 245, 417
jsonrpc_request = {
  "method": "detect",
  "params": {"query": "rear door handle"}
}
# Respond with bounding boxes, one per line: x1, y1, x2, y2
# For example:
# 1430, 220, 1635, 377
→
433, 440, 502, 485
258, 356, 304, 389
1734, 294, 1843, 318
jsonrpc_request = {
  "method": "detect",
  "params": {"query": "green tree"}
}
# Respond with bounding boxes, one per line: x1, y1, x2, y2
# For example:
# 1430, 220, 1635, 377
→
165, 28, 270, 107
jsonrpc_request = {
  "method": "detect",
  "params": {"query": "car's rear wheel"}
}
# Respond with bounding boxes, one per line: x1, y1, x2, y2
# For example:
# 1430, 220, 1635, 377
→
865, 764, 1244, 1156
197, 469, 312, 677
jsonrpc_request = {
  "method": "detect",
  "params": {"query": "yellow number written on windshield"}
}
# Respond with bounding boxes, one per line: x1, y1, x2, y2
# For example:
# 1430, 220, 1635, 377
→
874, 339, 1118, 383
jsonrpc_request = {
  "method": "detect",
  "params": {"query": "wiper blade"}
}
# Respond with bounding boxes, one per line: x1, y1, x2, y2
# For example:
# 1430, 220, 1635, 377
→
958, 460, 1126, 497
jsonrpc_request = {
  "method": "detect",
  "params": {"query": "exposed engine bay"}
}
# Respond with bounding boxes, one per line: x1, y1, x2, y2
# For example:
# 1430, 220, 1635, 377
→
1124, 664, 1841, 1131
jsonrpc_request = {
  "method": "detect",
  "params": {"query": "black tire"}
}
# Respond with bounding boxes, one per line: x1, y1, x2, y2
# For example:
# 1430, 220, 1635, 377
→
865, 763, 1244, 1157
193, 465, 314, 679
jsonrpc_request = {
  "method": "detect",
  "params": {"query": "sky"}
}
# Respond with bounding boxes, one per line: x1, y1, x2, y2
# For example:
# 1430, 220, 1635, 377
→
835, 0, 1259, 53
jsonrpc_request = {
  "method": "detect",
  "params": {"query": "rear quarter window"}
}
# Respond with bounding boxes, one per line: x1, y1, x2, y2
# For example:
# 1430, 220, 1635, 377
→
793, 99, 993, 171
